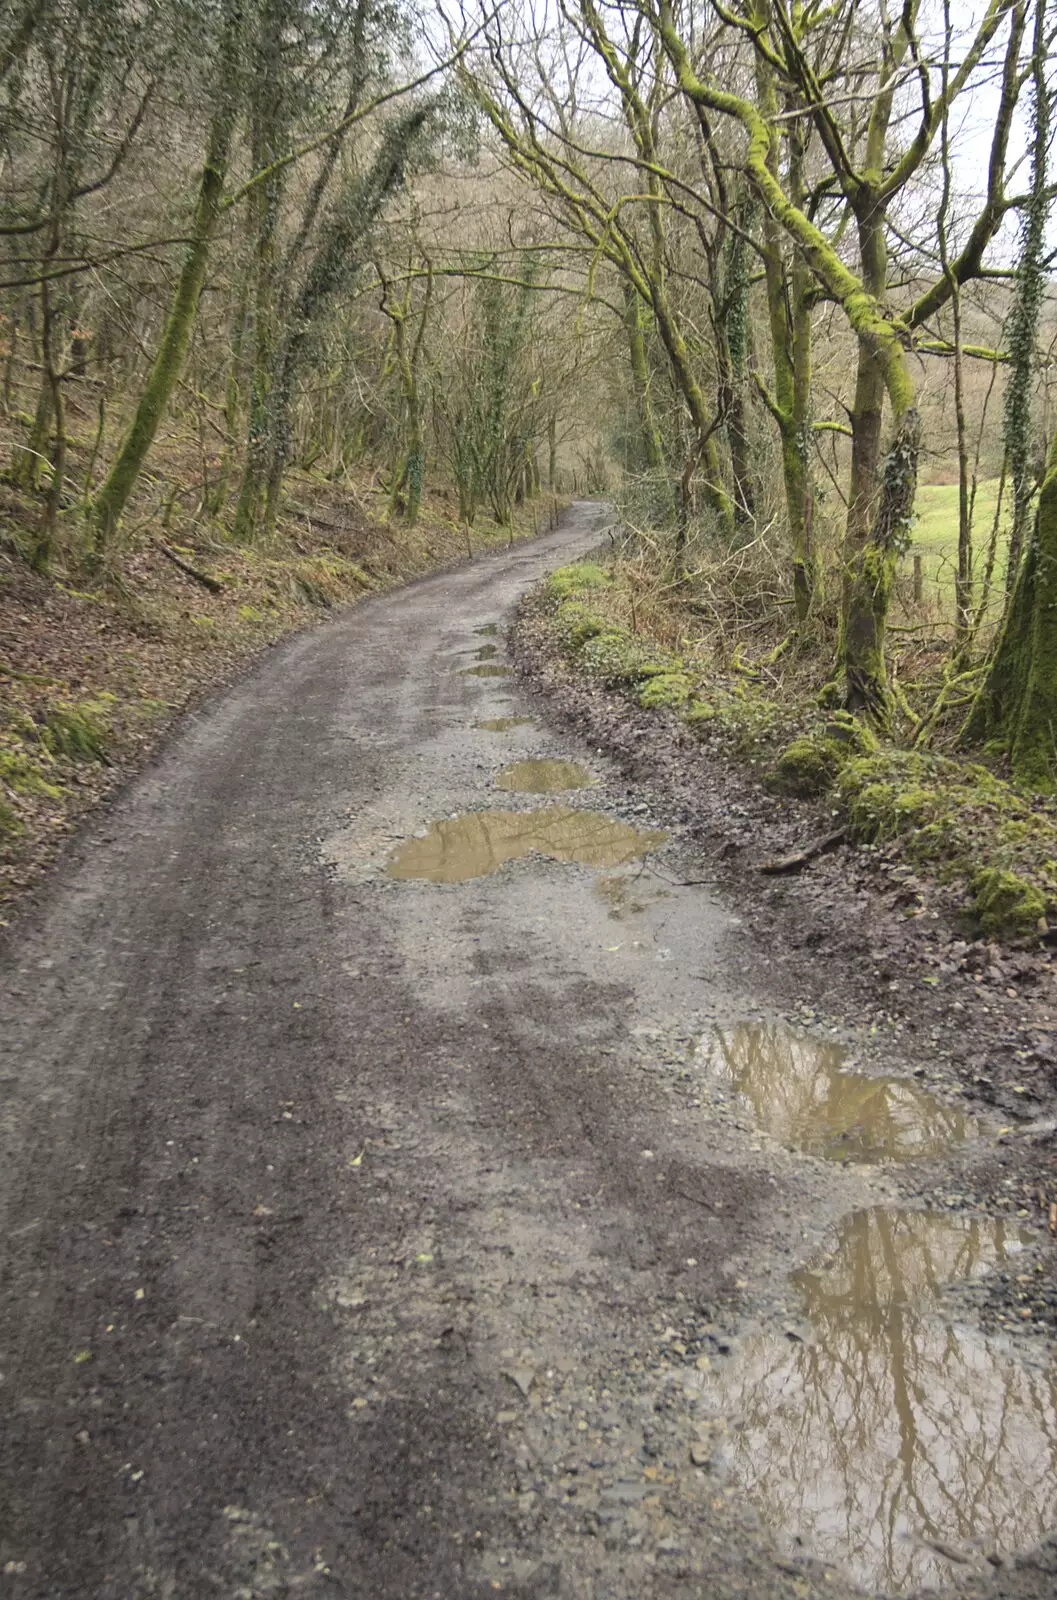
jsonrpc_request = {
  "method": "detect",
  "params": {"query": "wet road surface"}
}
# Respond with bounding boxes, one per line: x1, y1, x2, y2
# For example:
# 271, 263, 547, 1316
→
2, 502, 1056, 1598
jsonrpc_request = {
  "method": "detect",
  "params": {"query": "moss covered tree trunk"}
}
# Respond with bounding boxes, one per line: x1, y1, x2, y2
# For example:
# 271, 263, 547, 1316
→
964, 421, 1057, 787
231, 174, 283, 542
842, 405, 921, 721
623, 283, 667, 476
382, 274, 431, 527
753, 67, 815, 623
232, 0, 292, 545
92, 0, 242, 554
839, 201, 918, 722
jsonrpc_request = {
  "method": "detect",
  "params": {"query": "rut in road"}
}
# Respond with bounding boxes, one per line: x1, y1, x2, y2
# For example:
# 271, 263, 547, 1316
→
1, 502, 1055, 1600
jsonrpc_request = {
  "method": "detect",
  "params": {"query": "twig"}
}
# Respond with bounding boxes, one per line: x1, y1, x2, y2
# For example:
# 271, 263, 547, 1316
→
157, 542, 224, 593
758, 827, 847, 876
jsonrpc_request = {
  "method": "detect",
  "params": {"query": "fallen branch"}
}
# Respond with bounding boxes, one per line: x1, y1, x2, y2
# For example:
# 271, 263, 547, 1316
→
758, 827, 847, 876
157, 542, 225, 593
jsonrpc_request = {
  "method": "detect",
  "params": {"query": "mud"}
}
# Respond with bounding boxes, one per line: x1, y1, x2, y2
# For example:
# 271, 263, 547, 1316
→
1, 502, 1056, 1600
494, 758, 595, 794
459, 662, 513, 677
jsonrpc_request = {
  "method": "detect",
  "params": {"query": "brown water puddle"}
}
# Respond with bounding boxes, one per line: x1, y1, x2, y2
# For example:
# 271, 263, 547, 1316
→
459, 664, 512, 678
473, 643, 499, 660
702, 1021, 973, 1161
495, 758, 594, 794
699, 1208, 1054, 1592
476, 717, 535, 733
386, 806, 667, 883
474, 623, 500, 636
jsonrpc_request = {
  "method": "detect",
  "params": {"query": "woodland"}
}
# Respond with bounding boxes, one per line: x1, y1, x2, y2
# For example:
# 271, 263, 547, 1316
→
1, 0, 1057, 930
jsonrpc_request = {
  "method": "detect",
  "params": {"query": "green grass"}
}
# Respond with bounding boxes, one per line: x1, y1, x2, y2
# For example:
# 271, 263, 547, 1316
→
903, 478, 1010, 620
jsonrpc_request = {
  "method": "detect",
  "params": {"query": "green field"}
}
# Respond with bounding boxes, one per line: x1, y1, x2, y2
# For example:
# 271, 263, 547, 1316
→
900, 478, 1010, 620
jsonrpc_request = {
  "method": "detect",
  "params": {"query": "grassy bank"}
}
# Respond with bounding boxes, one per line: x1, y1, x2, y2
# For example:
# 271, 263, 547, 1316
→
535, 559, 1057, 942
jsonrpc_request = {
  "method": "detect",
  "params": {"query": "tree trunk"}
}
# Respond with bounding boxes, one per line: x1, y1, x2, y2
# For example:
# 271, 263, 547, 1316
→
839, 199, 917, 721
843, 407, 921, 723
91, 1, 241, 554
11, 381, 53, 491
964, 421, 1057, 788
623, 285, 664, 471
752, 51, 815, 620
718, 201, 755, 527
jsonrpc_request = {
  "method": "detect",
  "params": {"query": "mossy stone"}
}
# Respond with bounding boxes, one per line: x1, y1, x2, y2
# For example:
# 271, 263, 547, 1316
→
546, 562, 610, 598
824, 710, 879, 756
770, 735, 840, 797
638, 673, 693, 710
972, 868, 1048, 938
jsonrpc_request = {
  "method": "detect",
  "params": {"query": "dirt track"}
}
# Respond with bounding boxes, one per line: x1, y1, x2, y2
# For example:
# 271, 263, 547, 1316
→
2, 502, 1056, 1600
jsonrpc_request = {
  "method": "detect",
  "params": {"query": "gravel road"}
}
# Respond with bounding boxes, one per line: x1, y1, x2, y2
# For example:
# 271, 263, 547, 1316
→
2, 502, 1055, 1600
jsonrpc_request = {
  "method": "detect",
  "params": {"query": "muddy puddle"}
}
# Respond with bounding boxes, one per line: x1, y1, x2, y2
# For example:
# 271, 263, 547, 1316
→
476, 717, 535, 733
701, 1021, 973, 1161
474, 623, 499, 636
459, 664, 512, 678
595, 872, 671, 919
698, 1207, 1055, 1591
472, 643, 499, 660
386, 806, 667, 883
495, 758, 594, 794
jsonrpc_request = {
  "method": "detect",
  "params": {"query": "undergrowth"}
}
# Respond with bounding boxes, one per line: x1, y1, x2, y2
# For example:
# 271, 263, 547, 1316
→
539, 560, 1057, 941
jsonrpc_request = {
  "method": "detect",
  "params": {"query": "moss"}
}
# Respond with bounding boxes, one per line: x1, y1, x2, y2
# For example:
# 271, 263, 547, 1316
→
972, 868, 1048, 938
579, 629, 674, 685
843, 777, 900, 840
836, 747, 1057, 936
824, 710, 879, 756
683, 699, 716, 725
0, 794, 20, 837
546, 561, 610, 598
0, 748, 64, 799
891, 786, 941, 824
554, 599, 607, 652
770, 734, 840, 797
40, 700, 112, 763
638, 672, 693, 710
293, 576, 334, 608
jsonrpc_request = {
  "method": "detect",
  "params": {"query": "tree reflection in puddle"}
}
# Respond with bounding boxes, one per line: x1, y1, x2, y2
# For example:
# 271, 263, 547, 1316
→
701, 1021, 974, 1160
704, 1209, 1057, 1591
